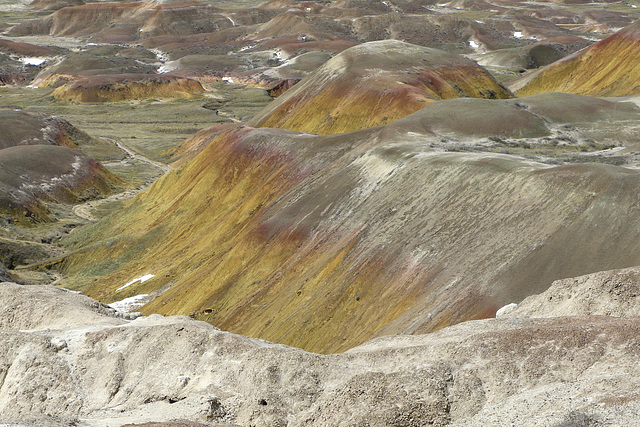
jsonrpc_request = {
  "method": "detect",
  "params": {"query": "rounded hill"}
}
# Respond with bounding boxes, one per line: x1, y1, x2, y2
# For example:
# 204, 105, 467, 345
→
0, 145, 118, 221
511, 21, 640, 97
247, 40, 512, 134
63, 95, 640, 353
51, 73, 205, 103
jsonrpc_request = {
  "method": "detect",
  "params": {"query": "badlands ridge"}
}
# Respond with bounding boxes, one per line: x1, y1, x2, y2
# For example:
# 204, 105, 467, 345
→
2, 0, 640, 425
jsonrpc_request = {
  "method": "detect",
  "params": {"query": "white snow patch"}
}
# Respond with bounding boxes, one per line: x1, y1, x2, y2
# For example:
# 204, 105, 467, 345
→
632, 4, 637, 8
239, 44, 257, 52
19, 57, 47, 66
514, 31, 523, 39
71, 157, 82, 172
157, 63, 176, 74
406, 132, 426, 137
116, 274, 155, 292
109, 294, 150, 312
496, 303, 517, 317
469, 40, 479, 49
227, 16, 236, 26
222, 77, 235, 83
150, 48, 169, 62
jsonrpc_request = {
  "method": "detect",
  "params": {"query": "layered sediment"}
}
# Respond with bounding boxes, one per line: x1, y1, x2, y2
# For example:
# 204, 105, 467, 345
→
63, 93, 640, 353
51, 73, 205, 102
512, 21, 640, 97
248, 40, 512, 134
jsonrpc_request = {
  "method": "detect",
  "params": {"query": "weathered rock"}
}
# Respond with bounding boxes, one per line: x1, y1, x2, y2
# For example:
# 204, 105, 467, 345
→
0, 277, 639, 425
0, 282, 124, 330
506, 266, 640, 318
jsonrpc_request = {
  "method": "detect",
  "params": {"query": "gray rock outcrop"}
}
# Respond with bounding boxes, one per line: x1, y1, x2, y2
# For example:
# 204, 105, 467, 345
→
1, 271, 640, 426
505, 266, 640, 319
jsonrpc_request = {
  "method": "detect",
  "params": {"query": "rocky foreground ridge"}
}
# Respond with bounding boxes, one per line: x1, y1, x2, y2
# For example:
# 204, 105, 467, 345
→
2, 266, 640, 426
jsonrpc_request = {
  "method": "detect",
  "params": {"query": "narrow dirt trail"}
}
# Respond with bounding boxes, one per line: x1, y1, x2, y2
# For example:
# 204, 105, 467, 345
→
72, 139, 170, 221
113, 140, 171, 173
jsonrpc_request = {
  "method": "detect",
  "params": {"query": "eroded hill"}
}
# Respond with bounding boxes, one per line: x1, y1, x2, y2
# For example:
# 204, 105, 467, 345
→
2, 0, 640, 424
247, 40, 513, 134
511, 21, 640, 97
0, 109, 120, 221
62, 93, 640, 353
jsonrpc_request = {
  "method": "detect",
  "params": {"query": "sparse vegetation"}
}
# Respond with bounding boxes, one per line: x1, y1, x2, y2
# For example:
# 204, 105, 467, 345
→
2, 0, 640, 424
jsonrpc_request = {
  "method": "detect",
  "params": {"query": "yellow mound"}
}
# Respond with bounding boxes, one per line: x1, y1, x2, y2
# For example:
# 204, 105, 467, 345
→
52, 74, 205, 103
63, 119, 640, 353
248, 40, 512, 135
512, 22, 640, 97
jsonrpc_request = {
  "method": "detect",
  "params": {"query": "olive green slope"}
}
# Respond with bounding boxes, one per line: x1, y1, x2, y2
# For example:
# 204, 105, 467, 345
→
511, 21, 640, 97
62, 93, 640, 354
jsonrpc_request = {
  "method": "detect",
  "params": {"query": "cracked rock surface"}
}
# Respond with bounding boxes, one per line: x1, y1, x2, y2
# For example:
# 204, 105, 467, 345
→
1, 273, 640, 426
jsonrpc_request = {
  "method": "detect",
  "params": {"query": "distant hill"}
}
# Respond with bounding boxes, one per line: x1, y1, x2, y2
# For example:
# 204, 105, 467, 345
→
0, 110, 120, 221
51, 73, 205, 103
511, 21, 640, 97
248, 40, 512, 134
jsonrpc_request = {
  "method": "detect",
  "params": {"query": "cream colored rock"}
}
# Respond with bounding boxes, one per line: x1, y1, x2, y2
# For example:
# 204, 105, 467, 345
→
506, 266, 640, 318
0, 281, 125, 330
0, 279, 639, 426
